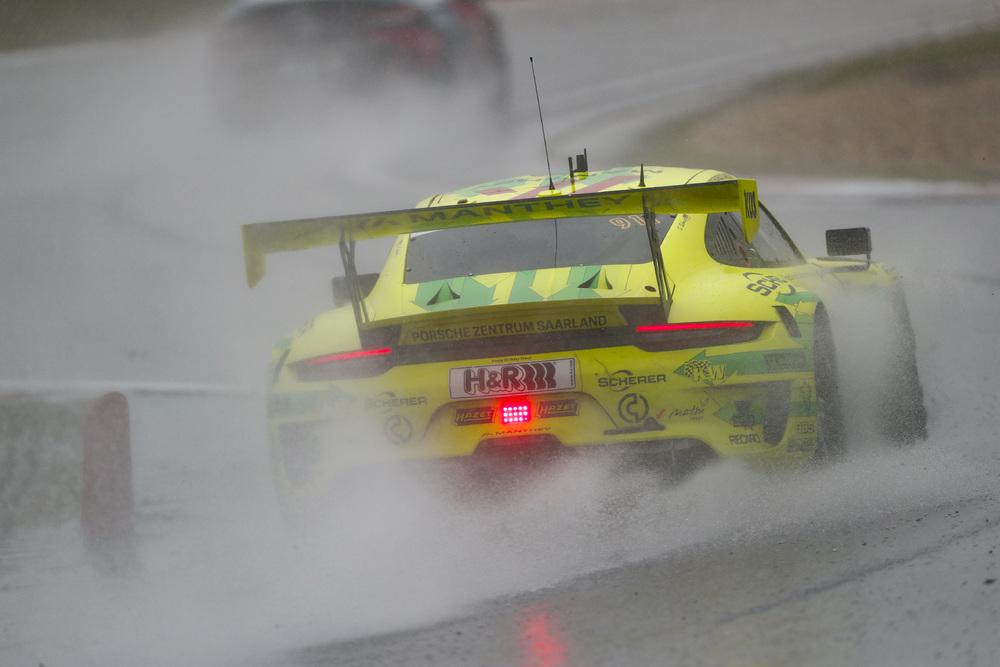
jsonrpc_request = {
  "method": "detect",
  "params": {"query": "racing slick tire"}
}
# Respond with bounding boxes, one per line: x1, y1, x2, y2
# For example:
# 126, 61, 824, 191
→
813, 306, 846, 461
878, 291, 928, 444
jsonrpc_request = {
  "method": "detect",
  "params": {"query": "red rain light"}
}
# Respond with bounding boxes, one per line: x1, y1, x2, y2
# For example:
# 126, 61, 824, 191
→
304, 347, 392, 366
636, 321, 754, 333
501, 401, 532, 425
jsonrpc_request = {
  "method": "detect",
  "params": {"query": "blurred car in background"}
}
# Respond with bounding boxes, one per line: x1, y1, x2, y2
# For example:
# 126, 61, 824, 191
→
214, 0, 508, 119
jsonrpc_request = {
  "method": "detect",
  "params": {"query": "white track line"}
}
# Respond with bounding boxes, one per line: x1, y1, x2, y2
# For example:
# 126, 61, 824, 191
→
760, 177, 1000, 200
0, 380, 256, 399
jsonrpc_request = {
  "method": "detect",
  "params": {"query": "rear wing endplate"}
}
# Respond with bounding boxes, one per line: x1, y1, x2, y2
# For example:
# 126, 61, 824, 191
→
242, 178, 759, 288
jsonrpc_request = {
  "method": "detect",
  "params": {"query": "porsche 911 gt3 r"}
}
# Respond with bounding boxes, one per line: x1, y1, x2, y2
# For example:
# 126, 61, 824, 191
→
243, 159, 926, 495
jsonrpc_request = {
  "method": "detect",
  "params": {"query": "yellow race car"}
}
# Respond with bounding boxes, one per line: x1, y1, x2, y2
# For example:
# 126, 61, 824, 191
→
243, 158, 926, 494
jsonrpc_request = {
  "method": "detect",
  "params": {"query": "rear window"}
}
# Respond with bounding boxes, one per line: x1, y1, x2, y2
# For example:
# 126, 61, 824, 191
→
404, 214, 674, 283
705, 207, 804, 268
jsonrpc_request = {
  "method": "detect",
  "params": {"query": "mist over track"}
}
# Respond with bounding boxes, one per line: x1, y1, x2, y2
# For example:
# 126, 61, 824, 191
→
1, 1, 999, 665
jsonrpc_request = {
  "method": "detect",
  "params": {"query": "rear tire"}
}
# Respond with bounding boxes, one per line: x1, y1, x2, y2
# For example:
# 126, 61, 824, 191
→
813, 307, 846, 461
879, 291, 928, 444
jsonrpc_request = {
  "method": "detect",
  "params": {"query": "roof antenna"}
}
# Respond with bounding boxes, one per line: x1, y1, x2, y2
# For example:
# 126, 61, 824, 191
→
530, 57, 555, 191
638, 163, 646, 187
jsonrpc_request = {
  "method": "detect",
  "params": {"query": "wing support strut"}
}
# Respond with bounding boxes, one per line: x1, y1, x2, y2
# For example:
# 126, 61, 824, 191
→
642, 195, 673, 323
338, 229, 370, 345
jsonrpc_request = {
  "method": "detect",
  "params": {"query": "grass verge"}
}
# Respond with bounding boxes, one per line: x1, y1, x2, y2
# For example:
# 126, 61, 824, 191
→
0, 0, 228, 53
630, 23, 1000, 181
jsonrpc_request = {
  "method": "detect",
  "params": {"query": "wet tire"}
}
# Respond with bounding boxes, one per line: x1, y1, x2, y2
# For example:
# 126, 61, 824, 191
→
813, 307, 846, 461
879, 291, 928, 444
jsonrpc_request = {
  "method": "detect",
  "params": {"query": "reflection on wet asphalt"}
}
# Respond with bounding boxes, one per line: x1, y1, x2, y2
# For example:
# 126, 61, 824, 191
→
2, 0, 1000, 665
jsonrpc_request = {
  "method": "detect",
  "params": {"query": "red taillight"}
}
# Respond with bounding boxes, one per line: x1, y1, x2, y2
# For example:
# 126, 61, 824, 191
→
500, 400, 532, 425
636, 321, 754, 333
630, 320, 764, 352
295, 347, 394, 381
304, 347, 392, 366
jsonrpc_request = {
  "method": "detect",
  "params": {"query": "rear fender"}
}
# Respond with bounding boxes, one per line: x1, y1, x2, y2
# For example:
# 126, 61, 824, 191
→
669, 266, 819, 328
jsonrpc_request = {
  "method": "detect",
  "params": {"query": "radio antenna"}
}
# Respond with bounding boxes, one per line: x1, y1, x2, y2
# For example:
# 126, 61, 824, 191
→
530, 57, 555, 191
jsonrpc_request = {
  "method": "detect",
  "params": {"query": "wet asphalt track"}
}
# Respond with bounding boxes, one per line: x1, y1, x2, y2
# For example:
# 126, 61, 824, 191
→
275, 188, 1000, 666
2, 1, 1000, 665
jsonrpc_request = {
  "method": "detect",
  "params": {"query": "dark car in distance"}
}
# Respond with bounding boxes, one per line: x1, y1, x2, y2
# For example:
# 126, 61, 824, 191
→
215, 0, 508, 116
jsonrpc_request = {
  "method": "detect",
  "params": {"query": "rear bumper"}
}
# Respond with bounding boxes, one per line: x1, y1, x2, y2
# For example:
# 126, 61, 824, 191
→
267, 323, 819, 489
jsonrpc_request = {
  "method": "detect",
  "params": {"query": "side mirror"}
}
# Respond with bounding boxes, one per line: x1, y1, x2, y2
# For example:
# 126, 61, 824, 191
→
825, 227, 871, 257
332, 273, 379, 307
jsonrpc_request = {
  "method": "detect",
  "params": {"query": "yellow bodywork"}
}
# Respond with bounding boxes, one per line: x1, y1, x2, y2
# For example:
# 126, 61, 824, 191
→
246, 165, 896, 493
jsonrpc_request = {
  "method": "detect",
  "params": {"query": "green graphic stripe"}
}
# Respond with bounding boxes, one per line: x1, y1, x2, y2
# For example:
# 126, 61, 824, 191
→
675, 349, 812, 381
414, 278, 497, 311
509, 270, 542, 303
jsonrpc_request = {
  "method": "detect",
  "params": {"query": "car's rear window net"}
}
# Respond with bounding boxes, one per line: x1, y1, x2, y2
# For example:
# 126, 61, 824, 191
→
404, 214, 675, 284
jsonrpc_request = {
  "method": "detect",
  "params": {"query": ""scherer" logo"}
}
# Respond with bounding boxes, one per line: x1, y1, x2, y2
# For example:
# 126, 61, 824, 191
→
597, 369, 667, 392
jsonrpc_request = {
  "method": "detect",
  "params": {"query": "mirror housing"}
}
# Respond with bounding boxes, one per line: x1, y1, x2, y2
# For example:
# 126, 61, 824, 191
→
332, 273, 379, 307
825, 227, 871, 257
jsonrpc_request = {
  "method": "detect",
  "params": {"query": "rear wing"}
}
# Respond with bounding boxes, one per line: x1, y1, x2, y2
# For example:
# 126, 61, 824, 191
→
241, 178, 759, 288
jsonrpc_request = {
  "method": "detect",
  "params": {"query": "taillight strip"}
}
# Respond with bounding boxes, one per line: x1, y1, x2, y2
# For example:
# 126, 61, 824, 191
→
304, 347, 393, 366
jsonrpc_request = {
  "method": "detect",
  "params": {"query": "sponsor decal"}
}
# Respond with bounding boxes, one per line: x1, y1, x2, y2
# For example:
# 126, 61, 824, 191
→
729, 433, 762, 446
742, 272, 797, 299
538, 399, 579, 419
731, 400, 757, 428
487, 427, 551, 436
407, 322, 527, 343
764, 351, 809, 373
797, 381, 815, 410
454, 406, 495, 426
675, 355, 727, 386
666, 405, 705, 420
617, 393, 650, 424
449, 358, 576, 399
598, 369, 668, 392
405, 315, 608, 344
491, 355, 532, 364
714, 400, 763, 428
744, 191, 759, 220
343, 187, 740, 237
397, 194, 628, 226
607, 214, 669, 231
364, 392, 428, 410
383, 415, 413, 444
536, 315, 608, 332
786, 437, 815, 453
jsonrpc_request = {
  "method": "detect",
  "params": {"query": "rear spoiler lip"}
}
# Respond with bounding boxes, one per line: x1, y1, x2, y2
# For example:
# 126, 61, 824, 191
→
242, 178, 760, 288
